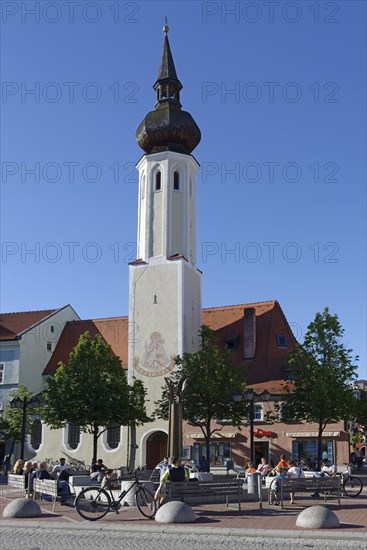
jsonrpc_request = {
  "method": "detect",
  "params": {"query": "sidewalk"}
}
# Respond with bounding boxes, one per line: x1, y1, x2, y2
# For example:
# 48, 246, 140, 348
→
1, 483, 366, 541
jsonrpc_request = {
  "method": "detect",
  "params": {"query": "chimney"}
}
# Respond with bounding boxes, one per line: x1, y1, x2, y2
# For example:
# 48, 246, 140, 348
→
244, 307, 256, 359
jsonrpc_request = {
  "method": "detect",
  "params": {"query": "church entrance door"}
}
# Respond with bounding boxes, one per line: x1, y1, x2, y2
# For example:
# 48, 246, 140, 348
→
146, 431, 168, 469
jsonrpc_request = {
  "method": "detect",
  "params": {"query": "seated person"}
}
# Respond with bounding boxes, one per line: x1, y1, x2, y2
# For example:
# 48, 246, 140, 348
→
52, 457, 71, 481
269, 466, 287, 505
245, 461, 257, 474
32, 462, 70, 504
90, 459, 107, 482
277, 454, 288, 469
101, 469, 119, 489
320, 459, 337, 476
257, 457, 272, 476
12, 459, 25, 475
199, 456, 209, 472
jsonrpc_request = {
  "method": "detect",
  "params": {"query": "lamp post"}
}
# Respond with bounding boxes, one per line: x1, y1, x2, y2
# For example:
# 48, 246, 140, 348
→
10, 394, 42, 460
233, 388, 271, 465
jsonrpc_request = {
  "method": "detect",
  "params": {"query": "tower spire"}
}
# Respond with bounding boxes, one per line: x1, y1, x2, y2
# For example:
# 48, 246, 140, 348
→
136, 27, 201, 155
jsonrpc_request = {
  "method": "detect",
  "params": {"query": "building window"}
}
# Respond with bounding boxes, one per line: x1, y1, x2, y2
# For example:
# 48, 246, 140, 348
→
46, 341, 52, 352
106, 425, 121, 449
254, 404, 263, 421
67, 424, 80, 450
0, 363, 4, 384
193, 441, 231, 467
50, 325, 55, 333
292, 440, 334, 469
173, 171, 180, 190
276, 335, 288, 348
155, 171, 161, 191
31, 419, 42, 450
224, 339, 238, 352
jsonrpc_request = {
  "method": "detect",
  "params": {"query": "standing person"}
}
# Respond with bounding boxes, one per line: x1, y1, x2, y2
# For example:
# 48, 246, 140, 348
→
90, 459, 107, 482
269, 466, 287, 505
287, 459, 305, 504
155, 457, 188, 507
23, 461, 34, 493
156, 456, 169, 480
2, 456, 11, 477
354, 448, 363, 469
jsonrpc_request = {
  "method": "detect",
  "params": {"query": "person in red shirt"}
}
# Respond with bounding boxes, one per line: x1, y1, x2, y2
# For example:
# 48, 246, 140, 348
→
277, 454, 288, 469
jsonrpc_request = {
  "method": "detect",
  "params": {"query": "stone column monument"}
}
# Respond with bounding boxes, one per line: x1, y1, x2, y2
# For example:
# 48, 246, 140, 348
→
165, 377, 187, 458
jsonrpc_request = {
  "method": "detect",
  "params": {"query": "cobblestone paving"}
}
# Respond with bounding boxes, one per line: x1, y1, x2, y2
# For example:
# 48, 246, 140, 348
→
1, 527, 364, 550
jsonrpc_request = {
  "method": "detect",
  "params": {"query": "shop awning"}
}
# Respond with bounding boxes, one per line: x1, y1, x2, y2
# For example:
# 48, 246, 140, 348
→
188, 432, 237, 439
285, 431, 340, 438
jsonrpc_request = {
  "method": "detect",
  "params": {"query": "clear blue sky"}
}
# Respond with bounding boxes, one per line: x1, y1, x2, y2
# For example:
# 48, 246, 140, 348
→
1, 1, 366, 378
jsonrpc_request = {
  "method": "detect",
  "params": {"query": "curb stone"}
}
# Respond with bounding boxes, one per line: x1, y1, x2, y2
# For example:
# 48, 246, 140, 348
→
1, 521, 365, 541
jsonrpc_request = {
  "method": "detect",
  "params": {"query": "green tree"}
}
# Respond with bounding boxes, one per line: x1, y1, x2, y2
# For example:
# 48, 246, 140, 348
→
43, 332, 149, 465
155, 325, 248, 471
1, 385, 42, 459
282, 307, 358, 469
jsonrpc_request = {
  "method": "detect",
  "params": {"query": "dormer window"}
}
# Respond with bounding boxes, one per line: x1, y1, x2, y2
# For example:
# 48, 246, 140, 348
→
155, 171, 161, 191
224, 339, 238, 352
276, 335, 288, 348
173, 171, 180, 190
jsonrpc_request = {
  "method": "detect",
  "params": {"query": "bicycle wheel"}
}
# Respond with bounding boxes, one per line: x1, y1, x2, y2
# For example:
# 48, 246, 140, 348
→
75, 487, 111, 520
135, 486, 156, 518
343, 476, 363, 497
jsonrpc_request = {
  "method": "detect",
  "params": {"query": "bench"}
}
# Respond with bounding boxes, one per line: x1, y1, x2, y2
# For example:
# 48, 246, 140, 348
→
7, 474, 32, 497
270, 476, 341, 509
165, 479, 244, 510
33, 479, 60, 511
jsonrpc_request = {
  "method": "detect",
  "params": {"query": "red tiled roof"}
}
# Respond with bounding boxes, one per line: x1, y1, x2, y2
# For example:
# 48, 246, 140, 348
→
0, 309, 59, 340
43, 317, 129, 375
43, 300, 296, 384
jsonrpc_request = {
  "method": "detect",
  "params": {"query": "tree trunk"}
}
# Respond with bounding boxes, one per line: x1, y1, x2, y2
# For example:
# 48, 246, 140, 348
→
317, 420, 323, 471
205, 422, 211, 472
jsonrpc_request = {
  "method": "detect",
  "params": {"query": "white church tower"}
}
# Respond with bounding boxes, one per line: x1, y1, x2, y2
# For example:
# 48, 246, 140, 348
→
128, 26, 202, 463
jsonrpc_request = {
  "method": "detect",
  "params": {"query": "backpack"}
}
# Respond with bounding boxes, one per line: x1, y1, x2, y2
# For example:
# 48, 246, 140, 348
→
168, 466, 185, 482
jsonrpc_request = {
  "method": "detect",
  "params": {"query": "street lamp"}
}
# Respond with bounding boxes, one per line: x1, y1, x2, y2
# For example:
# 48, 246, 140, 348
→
10, 394, 42, 459
233, 388, 271, 465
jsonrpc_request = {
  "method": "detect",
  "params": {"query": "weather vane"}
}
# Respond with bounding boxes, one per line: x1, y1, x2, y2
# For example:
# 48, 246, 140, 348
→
163, 16, 169, 34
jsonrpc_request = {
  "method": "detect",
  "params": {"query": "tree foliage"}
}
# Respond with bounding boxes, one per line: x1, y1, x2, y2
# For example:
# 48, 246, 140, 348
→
282, 307, 358, 468
2, 385, 42, 442
43, 332, 149, 464
155, 325, 248, 470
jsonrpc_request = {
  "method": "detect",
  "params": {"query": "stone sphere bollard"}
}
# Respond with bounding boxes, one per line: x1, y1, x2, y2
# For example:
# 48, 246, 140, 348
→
155, 501, 196, 523
296, 506, 340, 529
3, 498, 42, 518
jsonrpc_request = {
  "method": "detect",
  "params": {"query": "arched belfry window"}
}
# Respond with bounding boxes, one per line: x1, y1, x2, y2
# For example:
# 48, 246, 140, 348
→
155, 171, 161, 191
173, 171, 180, 191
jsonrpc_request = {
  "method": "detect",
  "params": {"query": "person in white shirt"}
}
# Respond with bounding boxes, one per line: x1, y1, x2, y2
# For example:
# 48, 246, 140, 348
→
52, 457, 70, 481
287, 459, 305, 504
320, 459, 337, 476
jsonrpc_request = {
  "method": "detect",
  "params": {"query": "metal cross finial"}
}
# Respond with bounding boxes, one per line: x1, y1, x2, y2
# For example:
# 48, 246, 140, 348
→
163, 17, 169, 34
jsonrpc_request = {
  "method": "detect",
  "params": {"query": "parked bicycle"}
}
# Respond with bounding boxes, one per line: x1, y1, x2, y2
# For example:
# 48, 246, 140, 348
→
339, 466, 363, 497
75, 468, 157, 521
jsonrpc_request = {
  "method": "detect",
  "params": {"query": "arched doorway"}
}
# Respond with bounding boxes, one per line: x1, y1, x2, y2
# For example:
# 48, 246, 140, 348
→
146, 431, 168, 469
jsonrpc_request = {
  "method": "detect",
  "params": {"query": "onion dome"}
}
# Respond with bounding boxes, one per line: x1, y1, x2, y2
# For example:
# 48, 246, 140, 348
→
136, 25, 201, 155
